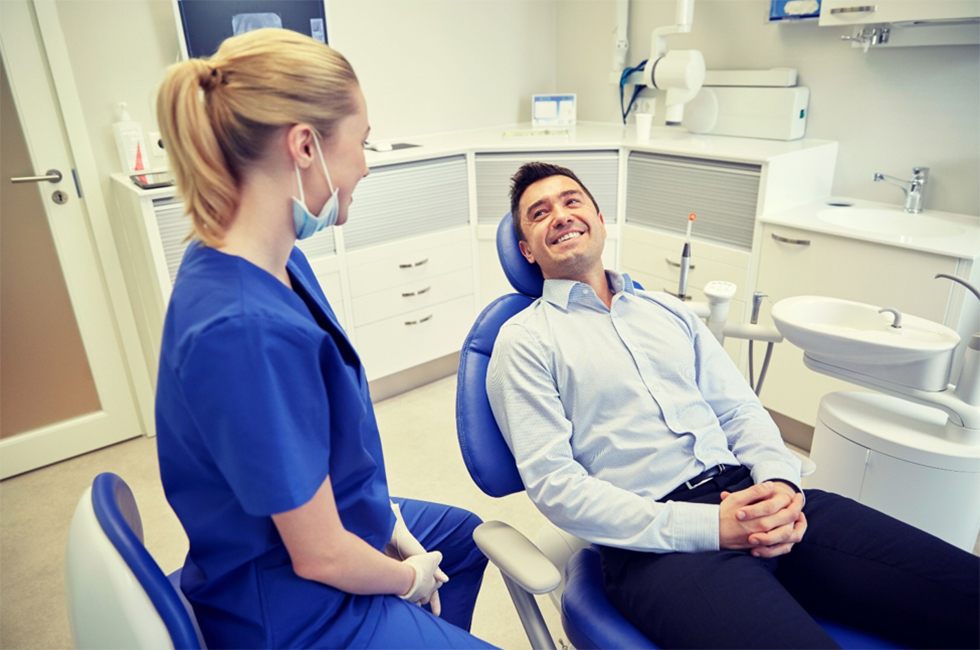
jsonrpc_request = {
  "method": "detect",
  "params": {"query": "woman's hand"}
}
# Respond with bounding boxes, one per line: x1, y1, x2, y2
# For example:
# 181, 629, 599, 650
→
400, 551, 446, 608
387, 503, 449, 614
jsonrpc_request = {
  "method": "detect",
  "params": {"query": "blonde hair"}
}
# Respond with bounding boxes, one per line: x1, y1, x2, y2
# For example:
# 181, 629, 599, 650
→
156, 29, 359, 245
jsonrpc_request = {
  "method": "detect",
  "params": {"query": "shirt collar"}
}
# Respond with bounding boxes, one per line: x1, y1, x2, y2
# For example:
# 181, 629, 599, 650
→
541, 270, 636, 310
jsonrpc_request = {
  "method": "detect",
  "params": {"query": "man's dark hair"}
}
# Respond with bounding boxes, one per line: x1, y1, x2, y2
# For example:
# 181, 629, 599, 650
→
509, 162, 600, 241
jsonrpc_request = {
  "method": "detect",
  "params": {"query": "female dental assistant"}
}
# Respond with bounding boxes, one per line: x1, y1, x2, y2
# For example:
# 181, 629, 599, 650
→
154, 29, 492, 649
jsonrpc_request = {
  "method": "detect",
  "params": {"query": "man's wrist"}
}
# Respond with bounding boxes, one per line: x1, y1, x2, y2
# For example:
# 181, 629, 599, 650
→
768, 479, 800, 494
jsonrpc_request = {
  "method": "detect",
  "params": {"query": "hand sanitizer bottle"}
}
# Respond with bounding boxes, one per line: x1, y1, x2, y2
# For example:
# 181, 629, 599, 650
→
112, 102, 147, 174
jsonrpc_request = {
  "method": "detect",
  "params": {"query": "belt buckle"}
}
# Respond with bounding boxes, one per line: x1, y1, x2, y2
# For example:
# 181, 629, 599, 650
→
684, 475, 714, 490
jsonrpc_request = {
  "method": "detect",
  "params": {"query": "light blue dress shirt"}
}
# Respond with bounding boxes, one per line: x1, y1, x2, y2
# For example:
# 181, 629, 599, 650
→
486, 271, 801, 553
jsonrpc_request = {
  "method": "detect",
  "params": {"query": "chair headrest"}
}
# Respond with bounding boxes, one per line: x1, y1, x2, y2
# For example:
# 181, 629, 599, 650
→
496, 213, 544, 297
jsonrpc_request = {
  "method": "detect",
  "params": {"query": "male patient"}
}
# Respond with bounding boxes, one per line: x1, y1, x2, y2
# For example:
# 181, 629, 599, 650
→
486, 162, 979, 649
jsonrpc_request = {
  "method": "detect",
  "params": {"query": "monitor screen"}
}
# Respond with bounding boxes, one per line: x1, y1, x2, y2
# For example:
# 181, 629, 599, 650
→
175, 0, 327, 59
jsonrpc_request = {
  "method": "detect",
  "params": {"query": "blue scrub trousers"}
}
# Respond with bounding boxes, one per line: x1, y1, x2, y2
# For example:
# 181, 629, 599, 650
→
599, 466, 980, 649
355, 497, 496, 649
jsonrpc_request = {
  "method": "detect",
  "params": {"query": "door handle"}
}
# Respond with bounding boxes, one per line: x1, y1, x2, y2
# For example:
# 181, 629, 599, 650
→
10, 169, 63, 184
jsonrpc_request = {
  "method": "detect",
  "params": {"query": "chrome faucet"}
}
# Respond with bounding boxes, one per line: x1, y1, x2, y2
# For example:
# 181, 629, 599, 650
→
873, 167, 929, 214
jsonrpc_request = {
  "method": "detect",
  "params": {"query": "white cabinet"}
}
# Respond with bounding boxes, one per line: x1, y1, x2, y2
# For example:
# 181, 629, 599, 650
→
819, 0, 980, 26
345, 227, 475, 380
621, 224, 749, 366
622, 153, 763, 369
109, 153, 474, 403
755, 223, 966, 426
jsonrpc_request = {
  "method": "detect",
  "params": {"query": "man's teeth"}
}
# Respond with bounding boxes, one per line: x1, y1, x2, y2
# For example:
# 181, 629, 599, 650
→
556, 232, 582, 244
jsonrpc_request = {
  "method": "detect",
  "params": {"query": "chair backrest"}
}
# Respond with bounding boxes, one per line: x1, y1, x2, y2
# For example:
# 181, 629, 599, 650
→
66, 472, 203, 649
456, 215, 543, 497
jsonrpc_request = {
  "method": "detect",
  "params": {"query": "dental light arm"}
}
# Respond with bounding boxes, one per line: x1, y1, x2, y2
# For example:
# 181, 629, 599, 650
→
638, 0, 706, 125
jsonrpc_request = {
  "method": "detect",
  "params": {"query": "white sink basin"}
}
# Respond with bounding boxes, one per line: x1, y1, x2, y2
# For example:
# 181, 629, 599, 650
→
771, 296, 960, 391
817, 207, 965, 238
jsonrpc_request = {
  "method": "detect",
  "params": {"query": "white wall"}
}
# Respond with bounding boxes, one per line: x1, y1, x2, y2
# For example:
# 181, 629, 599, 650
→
55, 0, 556, 203
556, 0, 980, 216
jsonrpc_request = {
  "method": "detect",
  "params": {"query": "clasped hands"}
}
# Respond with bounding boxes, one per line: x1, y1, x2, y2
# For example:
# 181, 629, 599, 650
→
719, 481, 807, 559
386, 503, 449, 615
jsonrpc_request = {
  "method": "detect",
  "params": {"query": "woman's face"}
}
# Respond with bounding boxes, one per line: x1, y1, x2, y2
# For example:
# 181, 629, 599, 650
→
319, 87, 370, 227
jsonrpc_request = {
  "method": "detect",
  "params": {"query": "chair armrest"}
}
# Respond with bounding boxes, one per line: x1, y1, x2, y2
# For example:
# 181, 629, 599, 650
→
473, 521, 562, 595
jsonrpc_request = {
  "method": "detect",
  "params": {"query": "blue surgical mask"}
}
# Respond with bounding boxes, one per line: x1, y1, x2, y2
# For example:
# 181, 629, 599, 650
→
291, 137, 339, 240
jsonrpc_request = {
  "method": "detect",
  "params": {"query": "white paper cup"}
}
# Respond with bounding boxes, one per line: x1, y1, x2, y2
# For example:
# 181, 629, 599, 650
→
635, 112, 653, 142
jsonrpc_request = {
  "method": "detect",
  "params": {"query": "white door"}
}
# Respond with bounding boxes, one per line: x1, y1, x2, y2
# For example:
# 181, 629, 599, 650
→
0, 0, 141, 478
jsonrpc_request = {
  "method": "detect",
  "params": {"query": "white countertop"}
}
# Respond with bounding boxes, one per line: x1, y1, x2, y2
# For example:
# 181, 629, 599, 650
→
364, 121, 837, 167
761, 197, 980, 260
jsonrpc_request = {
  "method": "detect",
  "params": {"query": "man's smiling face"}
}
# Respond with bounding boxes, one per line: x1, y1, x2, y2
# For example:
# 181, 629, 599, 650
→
517, 174, 606, 281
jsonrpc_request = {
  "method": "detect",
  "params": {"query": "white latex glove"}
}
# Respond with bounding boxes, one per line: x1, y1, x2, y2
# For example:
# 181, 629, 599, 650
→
387, 502, 449, 615
400, 551, 445, 607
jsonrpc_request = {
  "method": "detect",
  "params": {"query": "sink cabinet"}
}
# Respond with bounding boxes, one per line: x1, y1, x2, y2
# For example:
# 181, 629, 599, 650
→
755, 223, 967, 425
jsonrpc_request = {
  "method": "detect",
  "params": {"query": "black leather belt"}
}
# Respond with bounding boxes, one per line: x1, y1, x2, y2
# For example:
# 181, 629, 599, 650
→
683, 464, 732, 490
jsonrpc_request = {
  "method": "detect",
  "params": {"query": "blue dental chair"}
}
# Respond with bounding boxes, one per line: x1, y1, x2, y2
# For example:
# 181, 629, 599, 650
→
66, 472, 205, 649
455, 213, 901, 649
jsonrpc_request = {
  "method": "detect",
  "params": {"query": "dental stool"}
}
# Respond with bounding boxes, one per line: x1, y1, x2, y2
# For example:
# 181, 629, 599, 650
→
455, 213, 902, 649
66, 472, 204, 649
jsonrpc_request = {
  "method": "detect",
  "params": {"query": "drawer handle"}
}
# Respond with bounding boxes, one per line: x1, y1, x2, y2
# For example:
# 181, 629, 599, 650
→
399, 258, 430, 269
401, 286, 432, 298
829, 5, 876, 15
404, 314, 434, 326
663, 288, 693, 301
665, 258, 695, 270
771, 233, 811, 246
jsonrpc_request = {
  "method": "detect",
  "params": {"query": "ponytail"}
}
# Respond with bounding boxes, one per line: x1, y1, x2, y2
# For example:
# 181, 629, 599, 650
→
155, 29, 358, 245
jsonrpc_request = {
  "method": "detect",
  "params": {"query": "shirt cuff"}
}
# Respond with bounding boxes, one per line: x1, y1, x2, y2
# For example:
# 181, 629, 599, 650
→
666, 501, 720, 553
751, 461, 804, 503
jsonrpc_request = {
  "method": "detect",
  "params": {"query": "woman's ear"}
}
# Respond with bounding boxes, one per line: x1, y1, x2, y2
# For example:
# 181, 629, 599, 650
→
286, 124, 317, 168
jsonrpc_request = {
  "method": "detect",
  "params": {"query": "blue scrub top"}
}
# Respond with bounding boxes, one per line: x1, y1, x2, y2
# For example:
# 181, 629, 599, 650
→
156, 242, 396, 648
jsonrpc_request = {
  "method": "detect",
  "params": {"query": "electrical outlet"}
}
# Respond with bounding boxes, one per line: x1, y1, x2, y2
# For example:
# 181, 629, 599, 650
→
148, 131, 165, 152
147, 130, 169, 169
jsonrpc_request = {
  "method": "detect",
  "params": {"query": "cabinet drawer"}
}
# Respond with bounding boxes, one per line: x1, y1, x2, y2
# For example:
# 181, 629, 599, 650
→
758, 225, 957, 319
622, 225, 750, 300
346, 227, 471, 297
356, 295, 475, 380
352, 270, 473, 327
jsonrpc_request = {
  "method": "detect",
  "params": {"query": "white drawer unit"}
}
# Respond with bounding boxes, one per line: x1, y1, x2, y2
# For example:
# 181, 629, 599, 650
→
625, 153, 761, 250
356, 294, 476, 381
351, 271, 473, 328
346, 227, 472, 297
474, 150, 620, 224
343, 155, 470, 250
345, 227, 475, 377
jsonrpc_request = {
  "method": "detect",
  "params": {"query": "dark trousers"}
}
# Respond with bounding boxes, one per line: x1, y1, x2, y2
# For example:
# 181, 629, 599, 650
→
599, 467, 980, 649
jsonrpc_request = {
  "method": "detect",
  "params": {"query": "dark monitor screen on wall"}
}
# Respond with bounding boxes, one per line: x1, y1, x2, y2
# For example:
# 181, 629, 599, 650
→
176, 0, 327, 59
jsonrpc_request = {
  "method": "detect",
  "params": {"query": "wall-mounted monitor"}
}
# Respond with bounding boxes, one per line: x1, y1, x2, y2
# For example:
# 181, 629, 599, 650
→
172, 0, 328, 59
